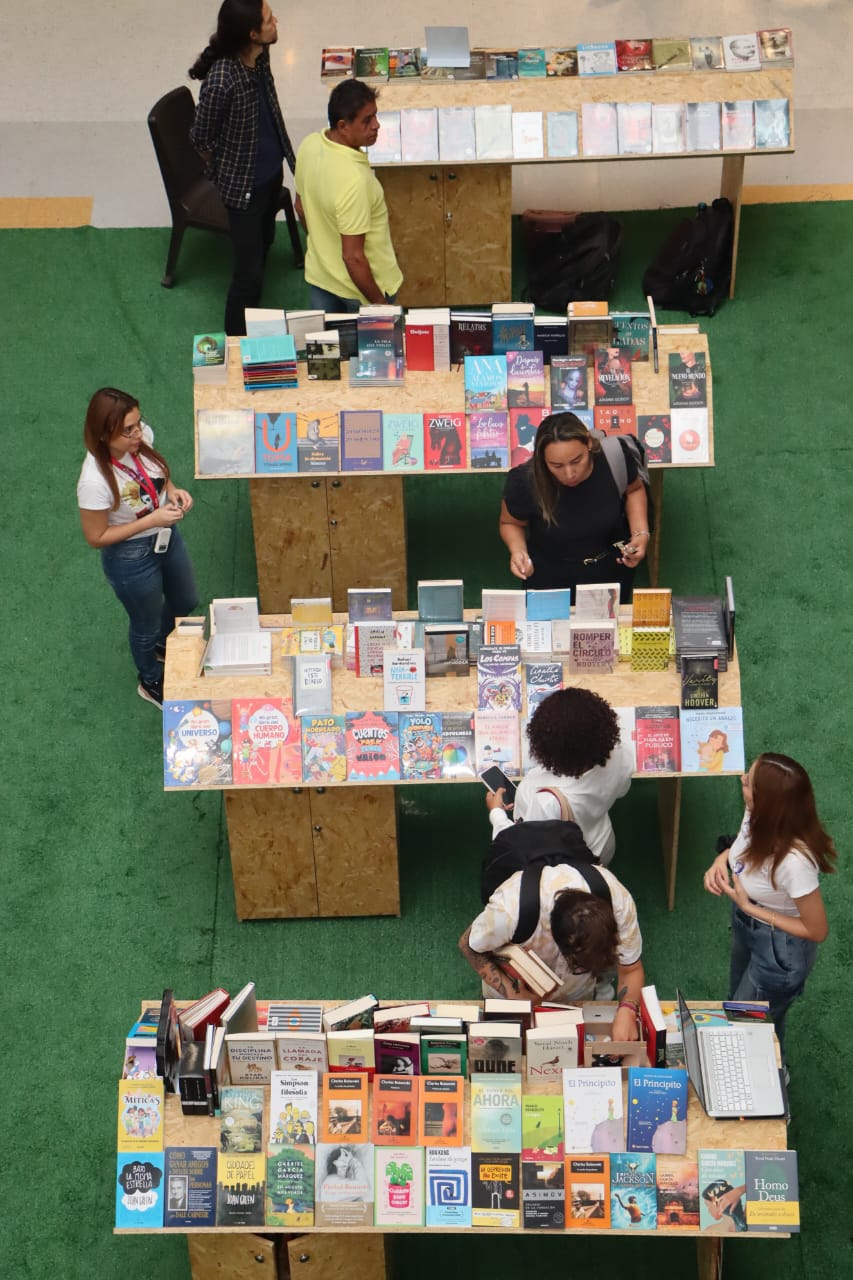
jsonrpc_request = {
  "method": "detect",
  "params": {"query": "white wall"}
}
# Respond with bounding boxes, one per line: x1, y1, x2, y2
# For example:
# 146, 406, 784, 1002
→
0, 0, 849, 225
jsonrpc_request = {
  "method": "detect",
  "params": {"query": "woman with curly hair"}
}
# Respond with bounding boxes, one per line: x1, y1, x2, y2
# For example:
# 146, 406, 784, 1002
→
703, 752, 837, 1063
486, 687, 633, 866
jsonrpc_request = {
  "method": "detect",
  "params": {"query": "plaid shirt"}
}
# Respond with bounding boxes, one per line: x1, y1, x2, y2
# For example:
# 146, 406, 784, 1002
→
190, 47, 295, 208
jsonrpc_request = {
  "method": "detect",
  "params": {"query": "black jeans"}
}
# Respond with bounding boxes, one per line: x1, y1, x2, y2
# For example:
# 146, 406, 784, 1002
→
224, 167, 282, 336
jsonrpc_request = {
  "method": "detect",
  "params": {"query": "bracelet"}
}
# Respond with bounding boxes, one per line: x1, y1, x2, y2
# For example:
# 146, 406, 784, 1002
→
768, 913, 775, 931
630, 530, 651, 539
617, 999, 640, 1013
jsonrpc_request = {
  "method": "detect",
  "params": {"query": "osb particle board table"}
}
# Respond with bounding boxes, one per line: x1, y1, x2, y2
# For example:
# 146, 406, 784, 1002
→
163, 606, 740, 918
374, 67, 795, 306
117, 1000, 787, 1280
194, 333, 714, 609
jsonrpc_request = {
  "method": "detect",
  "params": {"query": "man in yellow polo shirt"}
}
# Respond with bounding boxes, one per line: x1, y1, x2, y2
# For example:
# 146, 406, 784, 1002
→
295, 80, 403, 311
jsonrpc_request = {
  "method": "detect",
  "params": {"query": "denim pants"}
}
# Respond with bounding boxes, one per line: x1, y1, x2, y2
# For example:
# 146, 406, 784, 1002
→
101, 527, 198, 684
729, 904, 818, 1061
224, 167, 283, 335
307, 285, 399, 314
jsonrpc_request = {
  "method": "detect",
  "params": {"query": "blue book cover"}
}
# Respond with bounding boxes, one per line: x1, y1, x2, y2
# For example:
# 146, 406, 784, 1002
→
526, 588, 571, 621
382, 412, 424, 470
525, 661, 563, 712
477, 644, 522, 711
518, 47, 547, 77
679, 707, 745, 775
115, 1152, 165, 1228
254, 412, 297, 473
610, 1152, 657, 1228
626, 1068, 689, 1153
163, 700, 233, 787
417, 580, 464, 622
426, 1147, 472, 1226
492, 317, 535, 356
470, 1074, 522, 1153
399, 712, 443, 780
163, 1147, 217, 1227
340, 409, 383, 471
239, 333, 297, 365
464, 355, 508, 411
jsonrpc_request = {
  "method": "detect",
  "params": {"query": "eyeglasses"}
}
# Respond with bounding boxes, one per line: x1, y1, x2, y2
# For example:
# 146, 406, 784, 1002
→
117, 420, 146, 439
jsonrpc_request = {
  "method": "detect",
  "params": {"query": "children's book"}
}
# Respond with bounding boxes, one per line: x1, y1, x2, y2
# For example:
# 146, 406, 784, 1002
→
300, 714, 347, 783
266, 1146, 315, 1226
426, 1146, 472, 1226
382, 412, 424, 470
477, 644, 522, 711
254, 411, 297, 473
565, 1155, 611, 1227
626, 1068, 688, 1153
679, 707, 745, 774
232, 697, 301, 785
383, 650, 426, 713
609, 1152, 657, 1229
163, 1147, 217, 1227
424, 412, 467, 469
117, 1078, 165, 1152
468, 412, 509, 468
399, 712, 443, 779
562, 1068, 623, 1153
115, 1153, 165, 1228
345, 710, 400, 781
163, 699, 233, 787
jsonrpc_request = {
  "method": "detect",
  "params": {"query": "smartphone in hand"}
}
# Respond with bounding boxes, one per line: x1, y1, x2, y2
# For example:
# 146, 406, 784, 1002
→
479, 765, 517, 806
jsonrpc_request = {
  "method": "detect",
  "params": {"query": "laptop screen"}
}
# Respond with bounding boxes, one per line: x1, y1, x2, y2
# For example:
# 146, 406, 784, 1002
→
677, 988, 708, 1113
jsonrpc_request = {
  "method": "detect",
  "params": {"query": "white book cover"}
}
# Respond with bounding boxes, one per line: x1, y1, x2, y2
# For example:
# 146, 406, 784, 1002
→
577, 42, 618, 76
679, 706, 745, 774
437, 106, 476, 162
581, 102, 619, 156
722, 33, 761, 71
520, 620, 552, 655
315, 1143, 374, 1227
651, 103, 685, 154
196, 408, 254, 476
563, 1067, 624, 1152
573, 584, 620, 621
400, 107, 439, 162
721, 100, 755, 151
225, 1033, 277, 1085
613, 707, 637, 770
481, 588, 527, 622
292, 654, 333, 716
244, 307, 287, 337
269, 1071, 319, 1148
383, 649, 426, 712
511, 111, 544, 159
526, 1025, 580, 1079
275, 1032, 328, 1073
550, 617, 572, 656
474, 104, 513, 160
546, 111, 579, 158
754, 98, 791, 149
474, 709, 521, 776
374, 1147, 425, 1226
616, 101, 652, 155
370, 111, 402, 164
670, 408, 710, 463
686, 101, 721, 152
426, 1146, 472, 1226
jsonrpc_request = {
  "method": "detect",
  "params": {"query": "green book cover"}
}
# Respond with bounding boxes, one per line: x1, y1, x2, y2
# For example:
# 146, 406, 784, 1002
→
521, 1094, 565, 1161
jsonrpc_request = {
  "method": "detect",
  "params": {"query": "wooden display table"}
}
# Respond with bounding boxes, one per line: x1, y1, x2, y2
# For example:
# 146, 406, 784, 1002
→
117, 1000, 788, 1280
374, 68, 795, 305
164, 605, 740, 917
194, 333, 714, 609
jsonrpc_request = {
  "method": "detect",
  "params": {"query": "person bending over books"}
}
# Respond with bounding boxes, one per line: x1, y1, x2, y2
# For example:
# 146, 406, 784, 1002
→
499, 413, 649, 599
702, 753, 837, 1065
77, 388, 198, 708
488, 688, 632, 866
459, 864, 645, 1043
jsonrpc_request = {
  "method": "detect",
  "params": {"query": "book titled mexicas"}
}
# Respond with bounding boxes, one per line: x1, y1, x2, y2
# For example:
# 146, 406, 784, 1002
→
117, 1078, 165, 1152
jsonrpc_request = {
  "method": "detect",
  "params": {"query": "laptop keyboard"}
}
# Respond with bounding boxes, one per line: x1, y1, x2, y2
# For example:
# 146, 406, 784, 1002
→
705, 1030, 754, 1113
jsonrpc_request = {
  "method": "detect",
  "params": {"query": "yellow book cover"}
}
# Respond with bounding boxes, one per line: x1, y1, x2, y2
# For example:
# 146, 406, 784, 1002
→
117, 1078, 165, 1152
291, 596, 334, 624
630, 627, 671, 671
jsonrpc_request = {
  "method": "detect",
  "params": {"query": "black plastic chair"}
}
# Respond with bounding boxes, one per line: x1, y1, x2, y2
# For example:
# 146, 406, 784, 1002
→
147, 86, 304, 288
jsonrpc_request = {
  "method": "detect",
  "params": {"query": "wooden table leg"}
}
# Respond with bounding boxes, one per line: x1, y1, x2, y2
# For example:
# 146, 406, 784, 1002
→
225, 789, 319, 920
312, 786, 401, 917
658, 776, 682, 911
720, 153, 745, 298
696, 1235, 723, 1280
648, 469, 664, 588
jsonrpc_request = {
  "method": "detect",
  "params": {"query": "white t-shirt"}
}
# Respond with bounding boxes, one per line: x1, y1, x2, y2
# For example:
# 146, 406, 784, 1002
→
489, 737, 634, 865
468, 863, 642, 1003
728, 810, 820, 916
77, 424, 166, 540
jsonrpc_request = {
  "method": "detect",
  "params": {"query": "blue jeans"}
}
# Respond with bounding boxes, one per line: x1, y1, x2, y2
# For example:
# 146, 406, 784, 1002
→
729, 904, 818, 1061
307, 285, 399, 313
101, 527, 198, 684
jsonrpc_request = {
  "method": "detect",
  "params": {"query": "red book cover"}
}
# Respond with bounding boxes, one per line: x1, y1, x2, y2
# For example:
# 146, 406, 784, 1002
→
509, 407, 546, 467
615, 39, 654, 72
593, 405, 637, 437
635, 705, 681, 772
424, 412, 467, 469
232, 696, 302, 784
404, 324, 435, 372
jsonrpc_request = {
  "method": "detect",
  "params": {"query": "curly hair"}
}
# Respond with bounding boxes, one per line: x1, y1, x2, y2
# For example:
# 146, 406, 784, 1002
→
526, 687, 620, 777
550, 889, 618, 975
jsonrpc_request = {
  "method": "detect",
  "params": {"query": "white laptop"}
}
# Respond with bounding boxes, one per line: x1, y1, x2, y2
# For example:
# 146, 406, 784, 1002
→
677, 989, 786, 1119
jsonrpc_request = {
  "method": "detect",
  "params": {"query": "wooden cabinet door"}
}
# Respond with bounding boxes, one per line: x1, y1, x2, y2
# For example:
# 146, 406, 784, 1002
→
286, 1232, 387, 1280
249, 476, 331, 613
443, 163, 512, 304
377, 167, 446, 307
309, 786, 400, 918
225, 789, 319, 919
327, 476, 407, 612
188, 1233, 280, 1279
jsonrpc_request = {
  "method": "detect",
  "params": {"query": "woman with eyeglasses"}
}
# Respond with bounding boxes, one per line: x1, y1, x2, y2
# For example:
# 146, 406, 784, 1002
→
77, 387, 198, 707
703, 753, 837, 1067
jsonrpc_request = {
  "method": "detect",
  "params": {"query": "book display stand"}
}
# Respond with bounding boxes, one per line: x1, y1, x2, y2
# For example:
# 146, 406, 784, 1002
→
118, 1000, 788, 1280
194, 333, 714, 609
374, 67, 795, 305
163, 605, 740, 918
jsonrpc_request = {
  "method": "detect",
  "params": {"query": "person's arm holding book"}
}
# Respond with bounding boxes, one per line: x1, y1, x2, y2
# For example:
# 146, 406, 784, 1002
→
458, 926, 538, 1002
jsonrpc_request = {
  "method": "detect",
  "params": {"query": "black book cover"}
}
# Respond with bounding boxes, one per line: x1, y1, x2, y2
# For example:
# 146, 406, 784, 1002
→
680, 654, 719, 709
156, 989, 181, 1095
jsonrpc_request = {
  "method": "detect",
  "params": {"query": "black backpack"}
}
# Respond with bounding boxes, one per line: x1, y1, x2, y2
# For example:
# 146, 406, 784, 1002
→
642, 198, 734, 317
481, 819, 612, 945
525, 213, 624, 310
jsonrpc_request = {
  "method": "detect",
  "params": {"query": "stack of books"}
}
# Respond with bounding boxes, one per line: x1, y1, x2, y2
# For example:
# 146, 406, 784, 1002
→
203, 597, 272, 677
239, 334, 298, 391
192, 332, 228, 386
672, 594, 729, 672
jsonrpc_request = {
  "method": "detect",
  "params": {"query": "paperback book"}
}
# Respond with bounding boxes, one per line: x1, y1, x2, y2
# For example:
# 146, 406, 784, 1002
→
440, 711, 477, 779
470, 1073, 522, 1152
471, 1153, 520, 1227
635, 705, 681, 772
474, 710, 520, 776
424, 412, 467, 469
656, 1156, 700, 1229
300, 714, 347, 783
216, 1151, 265, 1225
232, 697, 301, 785
254, 411, 297, 473
593, 347, 633, 404
314, 1143, 374, 1227
382, 412, 424, 470
373, 1075, 419, 1145
626, 1068, 689, 1153
426, 1147, 472, 1226
546, 110, 579, 157
698, 1149, 746, 1232
321, 1073, 369, 1142
477, 644, 522, 711
609, 1152, 657, 1229
115, 1153, 165, 1228
266, 1146, 315, 1226
744, 1150, 799, 1232
296, 411, 340, 472
563, 1068, 623, 1153
566, 1155, 611, 1227
521, 1160, 565, 1229
196, 408, 254, 476
419, 1076, 465, 1146
506, 349, 546, 408
637, 414, 672, 463
549, 355, 588, 410
509, 408, 545, 466
468, 412, 509, 468
521, 1094, 565, 1160
163, 1147, 217, 1227
345, 710, 400, 781
340, 409, 383, 471
399, 712, 443, 779
679, 707, 745, 774
375, 1147, 425, 1226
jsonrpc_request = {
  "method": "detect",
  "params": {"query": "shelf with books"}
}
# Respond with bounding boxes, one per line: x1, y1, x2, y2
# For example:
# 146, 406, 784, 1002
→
120, 997, 789, 1270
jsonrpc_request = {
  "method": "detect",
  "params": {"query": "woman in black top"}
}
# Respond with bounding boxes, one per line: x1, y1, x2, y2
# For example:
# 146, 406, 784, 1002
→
499, 413, 649, 598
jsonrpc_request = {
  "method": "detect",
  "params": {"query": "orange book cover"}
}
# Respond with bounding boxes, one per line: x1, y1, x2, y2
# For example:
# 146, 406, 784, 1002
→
631, 588, 672, 628
231, 696, 302, 785
372, 1075, 420, 1145
418, 1076, 464, 1147
321, 1072, 369, 1143
483, 620, 517, 645
566, 1154, 612, 1227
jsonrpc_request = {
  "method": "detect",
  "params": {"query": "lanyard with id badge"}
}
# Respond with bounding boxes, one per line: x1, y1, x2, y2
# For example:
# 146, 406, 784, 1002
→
112, 451, 171, 552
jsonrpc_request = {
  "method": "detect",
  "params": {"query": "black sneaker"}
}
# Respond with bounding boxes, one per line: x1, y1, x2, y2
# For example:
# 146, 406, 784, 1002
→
137, 677, 164, 708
